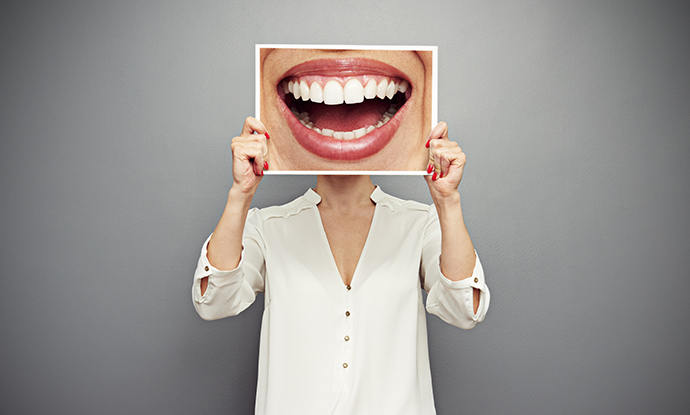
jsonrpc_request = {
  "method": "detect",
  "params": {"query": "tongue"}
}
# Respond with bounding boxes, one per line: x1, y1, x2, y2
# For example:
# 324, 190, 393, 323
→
302, 100, 390, 131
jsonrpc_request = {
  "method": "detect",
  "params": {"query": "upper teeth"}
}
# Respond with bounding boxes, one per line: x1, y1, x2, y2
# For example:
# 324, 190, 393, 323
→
283, 76, 409, 105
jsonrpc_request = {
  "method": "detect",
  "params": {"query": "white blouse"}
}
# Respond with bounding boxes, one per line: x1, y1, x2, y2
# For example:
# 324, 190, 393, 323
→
192, 187, 489, 415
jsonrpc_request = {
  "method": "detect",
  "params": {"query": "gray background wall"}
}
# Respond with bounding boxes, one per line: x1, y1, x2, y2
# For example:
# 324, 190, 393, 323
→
2, 1, 689, 414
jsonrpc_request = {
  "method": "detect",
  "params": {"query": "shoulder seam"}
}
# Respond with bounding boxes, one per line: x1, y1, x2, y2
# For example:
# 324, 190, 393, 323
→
376, 193, 431, 213
258, 197, 315, 220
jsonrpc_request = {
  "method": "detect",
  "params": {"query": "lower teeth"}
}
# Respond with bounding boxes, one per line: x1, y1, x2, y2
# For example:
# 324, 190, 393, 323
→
291, 104, 400, 140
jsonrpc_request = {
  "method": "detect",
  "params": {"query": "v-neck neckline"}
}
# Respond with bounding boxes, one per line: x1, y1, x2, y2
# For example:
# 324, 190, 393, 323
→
311, 188, 379, 290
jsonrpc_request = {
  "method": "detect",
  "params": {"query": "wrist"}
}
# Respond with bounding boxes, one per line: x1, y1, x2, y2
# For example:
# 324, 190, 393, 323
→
432, 189, 461, 209
228, 185, 255, 209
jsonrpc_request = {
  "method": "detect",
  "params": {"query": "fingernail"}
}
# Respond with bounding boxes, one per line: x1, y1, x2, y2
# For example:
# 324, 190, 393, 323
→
432, 172, 437, 181
427, 164, 434, 174
264, 132, 270, 140
263, 161, 269, 170
425, 139, 430, 148
439, 171, 444, 179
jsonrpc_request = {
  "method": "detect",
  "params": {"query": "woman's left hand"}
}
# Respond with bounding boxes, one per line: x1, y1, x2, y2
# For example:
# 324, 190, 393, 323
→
425, 122, 466, 199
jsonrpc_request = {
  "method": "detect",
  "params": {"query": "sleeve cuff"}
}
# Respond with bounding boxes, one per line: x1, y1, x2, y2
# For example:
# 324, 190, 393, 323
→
437, 251, 486, 291
426, 251, 490, 327
193, 234, 245, 303
198, 234, 245, 277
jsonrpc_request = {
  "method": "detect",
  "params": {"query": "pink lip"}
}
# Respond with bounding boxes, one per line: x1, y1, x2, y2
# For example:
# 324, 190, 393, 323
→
283, 58, 408, 78
276, 58, 411, 162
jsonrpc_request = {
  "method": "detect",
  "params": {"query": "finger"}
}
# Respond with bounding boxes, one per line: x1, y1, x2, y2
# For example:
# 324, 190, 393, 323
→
429, 147, 443, 181
428, 138, 449, 175
437, 148, 452, 178
426, 121, 448, 143
247, 144, 267, 177
232, 139, 265, 176
427, 138, 436, 173
253, 157, 264, 176
238, 133, 268, 157
426, 122, 449, 176
241, 116, 268, 137
430, 146, 450, 180
425, 122, 446, 148
231, 135, 265, 158
258, 136, 268, 175
430, 140, 461, 179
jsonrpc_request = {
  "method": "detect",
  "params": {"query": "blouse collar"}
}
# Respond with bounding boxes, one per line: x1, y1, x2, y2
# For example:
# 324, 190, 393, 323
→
304, 186, 385, 206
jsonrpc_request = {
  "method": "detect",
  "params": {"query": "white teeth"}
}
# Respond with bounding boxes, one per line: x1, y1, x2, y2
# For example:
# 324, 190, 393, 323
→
376, 79, 388, 99
323, 80, 344, 105
309, 82, 323, 103
292, 80, 301, 99
388, 82, 398, 99
353, 127, 367, 138
285, 77, 407, 104
300, 81, 310, 101
364, 79, 377, 99
386, 81, 397, 99
344, 79, 364, 104
321, 128, 334, 137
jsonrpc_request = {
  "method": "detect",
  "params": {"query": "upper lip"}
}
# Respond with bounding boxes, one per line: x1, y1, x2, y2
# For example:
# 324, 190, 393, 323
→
279, 58, 409, 79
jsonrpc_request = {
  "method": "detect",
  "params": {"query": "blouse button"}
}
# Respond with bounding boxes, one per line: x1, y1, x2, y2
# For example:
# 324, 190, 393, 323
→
343, 363, 348, 368
474, 277, 479, 283
204, 266, 209, 272
345, 311, 350, 317
344, 335, 350, 341
346, 285, 351, 291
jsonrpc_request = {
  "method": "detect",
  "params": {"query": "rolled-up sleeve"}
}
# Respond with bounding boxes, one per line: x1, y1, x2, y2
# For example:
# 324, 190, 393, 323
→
421, 206, 490, 329
192, 208, 266, 321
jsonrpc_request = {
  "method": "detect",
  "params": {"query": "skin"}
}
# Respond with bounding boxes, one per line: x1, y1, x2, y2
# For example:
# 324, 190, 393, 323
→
201, 117, 480, 313
313, 175, 375, 286
259, 48, 433, 171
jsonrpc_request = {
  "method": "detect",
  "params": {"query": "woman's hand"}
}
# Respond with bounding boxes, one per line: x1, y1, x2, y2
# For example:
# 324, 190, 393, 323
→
424, 122, 466, 200
205, 117, 269, 278
424, 122, 479, 306
231, 117, 270, 195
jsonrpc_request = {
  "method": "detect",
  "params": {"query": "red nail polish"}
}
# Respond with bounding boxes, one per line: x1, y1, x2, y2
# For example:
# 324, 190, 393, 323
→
263, 161, 269, 170
425, 139, 430, 148
264, 132, 270, 140
432, 172, 437, 181
439, 171, 444, 179
427, 164, 434, 174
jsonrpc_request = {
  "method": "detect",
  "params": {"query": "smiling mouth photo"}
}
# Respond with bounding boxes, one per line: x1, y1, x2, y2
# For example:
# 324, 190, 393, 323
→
276, 59, 413, 161
258, 46, 435, 171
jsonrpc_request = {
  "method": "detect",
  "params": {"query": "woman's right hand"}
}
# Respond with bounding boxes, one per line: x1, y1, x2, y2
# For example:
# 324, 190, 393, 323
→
231, 117, 270, 195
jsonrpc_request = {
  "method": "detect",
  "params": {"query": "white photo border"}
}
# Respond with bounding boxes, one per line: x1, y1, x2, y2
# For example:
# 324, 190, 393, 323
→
256, 44, 438, 175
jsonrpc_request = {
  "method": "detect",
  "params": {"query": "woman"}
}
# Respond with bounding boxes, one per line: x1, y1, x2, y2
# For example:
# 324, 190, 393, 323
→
192, 117, 490, 414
